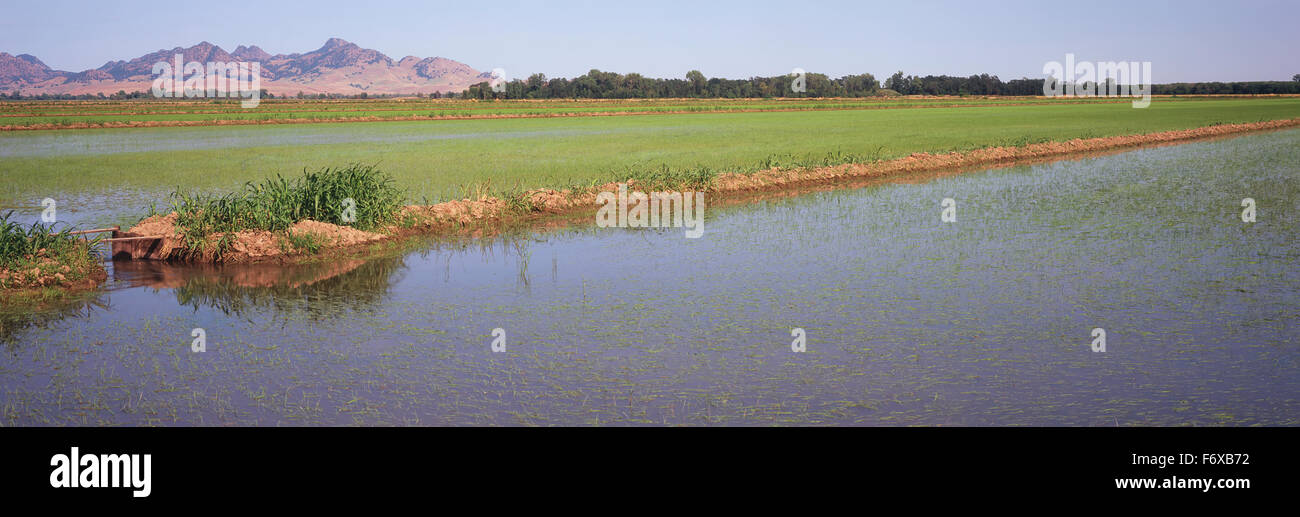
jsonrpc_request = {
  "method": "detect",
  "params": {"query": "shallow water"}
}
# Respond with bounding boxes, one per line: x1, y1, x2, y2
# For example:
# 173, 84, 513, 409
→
2, 129, 1298, 426
0, 124, 656, 158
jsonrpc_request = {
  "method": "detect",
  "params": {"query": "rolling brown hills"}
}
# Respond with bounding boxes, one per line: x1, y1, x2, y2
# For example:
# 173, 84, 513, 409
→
0, 38, 488, 97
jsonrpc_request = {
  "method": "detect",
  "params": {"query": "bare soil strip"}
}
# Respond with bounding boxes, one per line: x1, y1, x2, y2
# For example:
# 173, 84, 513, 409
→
117, 117, 1300, 267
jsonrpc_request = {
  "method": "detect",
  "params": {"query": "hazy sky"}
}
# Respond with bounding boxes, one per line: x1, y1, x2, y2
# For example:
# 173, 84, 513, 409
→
3, 0, 1297, 82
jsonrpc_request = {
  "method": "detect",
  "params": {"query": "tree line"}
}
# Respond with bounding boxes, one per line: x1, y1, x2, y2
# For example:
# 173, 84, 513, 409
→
464, 69, 885, 99
463, 69, 1300, 99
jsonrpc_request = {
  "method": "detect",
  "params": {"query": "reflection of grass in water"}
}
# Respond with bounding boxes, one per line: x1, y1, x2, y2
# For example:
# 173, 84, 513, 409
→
172, 254, 408, 318
0, 288, 106, 346
512, 238, 533, 287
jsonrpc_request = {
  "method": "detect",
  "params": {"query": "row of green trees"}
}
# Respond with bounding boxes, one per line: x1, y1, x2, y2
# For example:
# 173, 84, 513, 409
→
465, 69, 1300, 99
464, 69, 885, 99
1, 89, 151, 100
883, 72, 1045, 96
1151, 81, 1300, 95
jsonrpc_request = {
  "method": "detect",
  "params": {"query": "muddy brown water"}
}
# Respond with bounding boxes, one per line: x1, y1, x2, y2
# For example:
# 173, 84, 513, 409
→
1, 129, 1297, 426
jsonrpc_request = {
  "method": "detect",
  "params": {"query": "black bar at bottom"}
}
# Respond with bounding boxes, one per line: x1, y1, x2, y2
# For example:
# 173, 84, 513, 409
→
0, 427, 1290, 505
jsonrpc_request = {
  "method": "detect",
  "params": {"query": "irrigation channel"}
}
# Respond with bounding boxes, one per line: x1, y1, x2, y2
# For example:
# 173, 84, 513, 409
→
2, 129, 1297, 425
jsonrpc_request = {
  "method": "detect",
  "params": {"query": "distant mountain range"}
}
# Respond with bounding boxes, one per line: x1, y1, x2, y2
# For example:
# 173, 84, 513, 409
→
0, 38, 488, 96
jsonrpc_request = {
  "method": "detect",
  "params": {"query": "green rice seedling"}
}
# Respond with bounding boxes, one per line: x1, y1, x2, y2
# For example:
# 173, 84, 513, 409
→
499, 190, 538, 214
606, 163, 719, 192
460, 180, 494, 201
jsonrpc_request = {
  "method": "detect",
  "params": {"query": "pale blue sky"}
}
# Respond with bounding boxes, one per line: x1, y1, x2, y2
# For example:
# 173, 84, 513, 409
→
3, 0, 1297, 82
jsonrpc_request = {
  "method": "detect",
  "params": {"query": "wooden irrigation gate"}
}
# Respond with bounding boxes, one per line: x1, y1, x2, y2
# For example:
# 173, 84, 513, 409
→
60, 227, 169, 260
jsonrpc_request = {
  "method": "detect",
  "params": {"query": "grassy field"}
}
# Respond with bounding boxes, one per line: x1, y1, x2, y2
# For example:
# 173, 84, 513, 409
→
1, 97, 1299, 228
0, 95, 1246, 127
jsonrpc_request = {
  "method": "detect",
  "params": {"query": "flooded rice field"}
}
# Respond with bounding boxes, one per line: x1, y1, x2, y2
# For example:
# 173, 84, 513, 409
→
0, 123, 656, 158
2, 129, 1297, 426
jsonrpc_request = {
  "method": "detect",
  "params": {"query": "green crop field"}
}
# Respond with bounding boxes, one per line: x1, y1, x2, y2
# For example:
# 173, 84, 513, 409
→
0, 95, 1240, 127
1, 97, 1298, 228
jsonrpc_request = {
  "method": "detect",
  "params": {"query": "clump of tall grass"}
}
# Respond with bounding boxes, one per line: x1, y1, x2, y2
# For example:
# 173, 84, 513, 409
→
169, 164, 406, 252
0, 212, 95, 268
0, 212, 101, 289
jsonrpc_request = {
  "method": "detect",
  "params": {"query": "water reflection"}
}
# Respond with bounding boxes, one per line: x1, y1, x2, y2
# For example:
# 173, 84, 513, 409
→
101, 231, 548, 317
0, 290, 109, 347
112, 254, 409, 319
